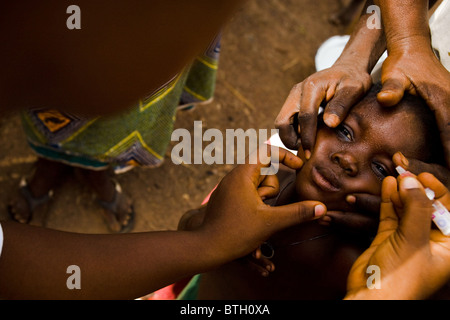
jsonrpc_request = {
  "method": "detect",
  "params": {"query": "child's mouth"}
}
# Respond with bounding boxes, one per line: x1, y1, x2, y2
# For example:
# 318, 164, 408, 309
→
311, 166, 341, 193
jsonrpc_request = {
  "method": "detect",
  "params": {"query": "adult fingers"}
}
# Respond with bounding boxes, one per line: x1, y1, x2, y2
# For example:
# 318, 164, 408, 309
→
275, 84, 303, 150
393, 152, 450, 188
244, 145, 303, 184
346, 193, 381, 217
323, 80, 368, 128
263, 200, 327, 232
322, 211, 379, 236
370, 176, 399, 247
418, 173, 450, 207
257, 174, 280, 200
378, 177, 399, 228
297, 81, 327, 156
397, 175, 434, 245
377, 77, 412, 107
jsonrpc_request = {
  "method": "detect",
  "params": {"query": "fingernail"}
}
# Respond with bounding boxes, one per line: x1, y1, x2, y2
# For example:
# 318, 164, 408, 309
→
346, 195, 356, 204
305, 150, 311, 160
314, 204, 327, 217
324, 114, 340, 127
395, 166, 414, 177
402, 176, 422, 190
398, 152, 409, 168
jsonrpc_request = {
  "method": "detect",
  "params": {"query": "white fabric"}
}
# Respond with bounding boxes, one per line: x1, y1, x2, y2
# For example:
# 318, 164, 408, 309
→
0, 222, 3, 259
268, 133, 297, 155
315, 1, 449, 73
314, 35, 351, 71
314, 35, 388, 74
429, 0, 450, 71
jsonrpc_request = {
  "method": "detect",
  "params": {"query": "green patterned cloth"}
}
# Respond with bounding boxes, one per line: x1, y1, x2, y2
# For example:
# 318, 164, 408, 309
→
21, 35, 221, 172
176, 274, 201, 300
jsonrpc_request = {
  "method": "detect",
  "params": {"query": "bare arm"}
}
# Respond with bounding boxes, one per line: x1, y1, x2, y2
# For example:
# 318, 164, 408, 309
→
0, 222, 221, 299
0, 146, 326, 300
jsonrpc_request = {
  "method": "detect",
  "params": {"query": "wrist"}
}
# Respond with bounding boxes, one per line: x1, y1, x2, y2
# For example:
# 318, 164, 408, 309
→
334, 11, 385, 73
386, 34, 432, 56
376, 0, 431, 55
334, 54, 374, 74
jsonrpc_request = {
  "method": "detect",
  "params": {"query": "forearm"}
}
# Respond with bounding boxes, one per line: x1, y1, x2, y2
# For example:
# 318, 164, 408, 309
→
375, 0, 431, 53
335, 0, 386, 73
0, 221, 226, 299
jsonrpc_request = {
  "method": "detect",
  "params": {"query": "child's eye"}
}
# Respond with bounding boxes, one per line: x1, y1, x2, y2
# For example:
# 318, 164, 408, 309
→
336, 124, 353, 141
372, 162, 390, 181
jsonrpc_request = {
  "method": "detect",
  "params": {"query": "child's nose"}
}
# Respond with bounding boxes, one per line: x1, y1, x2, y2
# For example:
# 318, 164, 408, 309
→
331, 152, 358, 177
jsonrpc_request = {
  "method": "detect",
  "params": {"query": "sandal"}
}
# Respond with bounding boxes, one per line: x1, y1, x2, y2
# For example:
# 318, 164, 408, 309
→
8, 177, 54, 224
97, 181, 135, 233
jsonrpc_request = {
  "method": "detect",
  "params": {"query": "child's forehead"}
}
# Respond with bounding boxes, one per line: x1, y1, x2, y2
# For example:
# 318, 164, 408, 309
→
350, 97, 417, 124
348, 99, 426, 156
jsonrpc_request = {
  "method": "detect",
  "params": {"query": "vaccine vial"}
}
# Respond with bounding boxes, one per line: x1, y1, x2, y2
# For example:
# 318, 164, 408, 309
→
395, 166, 450, 236
425, 188, 450, 236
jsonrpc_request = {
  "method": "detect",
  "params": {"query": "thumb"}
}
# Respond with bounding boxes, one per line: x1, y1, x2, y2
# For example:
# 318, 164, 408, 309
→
398, 176, 433, 244
264, 201, 327, 231
377, 77, 410, 107
393, 152, 450, 189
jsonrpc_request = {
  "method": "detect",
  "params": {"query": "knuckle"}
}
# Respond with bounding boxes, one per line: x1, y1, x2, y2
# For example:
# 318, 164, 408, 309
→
303, 80, 318, 89
339, 81, 365, 95
327, 101, 347, 114
290, 82, 303, 94
274, 117, 284, 128
296, 204, 313, 221
274, 113, 295, 128
408, 196, 432, 210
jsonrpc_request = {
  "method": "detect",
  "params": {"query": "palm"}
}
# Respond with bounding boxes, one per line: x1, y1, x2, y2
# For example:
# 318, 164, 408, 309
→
347, 211, 450, 299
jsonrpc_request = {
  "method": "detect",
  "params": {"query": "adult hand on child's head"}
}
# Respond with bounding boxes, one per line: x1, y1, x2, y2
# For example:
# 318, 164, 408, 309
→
377, 49, 450, 168
345, 173, 450, 300
198, 144, 327, 262
393, 152, 450, 189
275, 62, 372, 156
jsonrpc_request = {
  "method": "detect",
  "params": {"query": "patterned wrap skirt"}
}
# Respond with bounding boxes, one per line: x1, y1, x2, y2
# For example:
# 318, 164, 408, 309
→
21, 35, 221, 172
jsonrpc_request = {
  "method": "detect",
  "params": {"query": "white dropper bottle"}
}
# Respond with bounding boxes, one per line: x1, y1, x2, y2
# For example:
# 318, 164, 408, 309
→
396, 166, 450, 236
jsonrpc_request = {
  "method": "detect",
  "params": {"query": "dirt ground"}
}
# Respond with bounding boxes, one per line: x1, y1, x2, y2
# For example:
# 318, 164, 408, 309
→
0, 0, 355, 234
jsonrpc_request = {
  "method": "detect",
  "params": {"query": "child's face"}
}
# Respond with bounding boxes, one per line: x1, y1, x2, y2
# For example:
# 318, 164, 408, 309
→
295, 97, 427, 211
